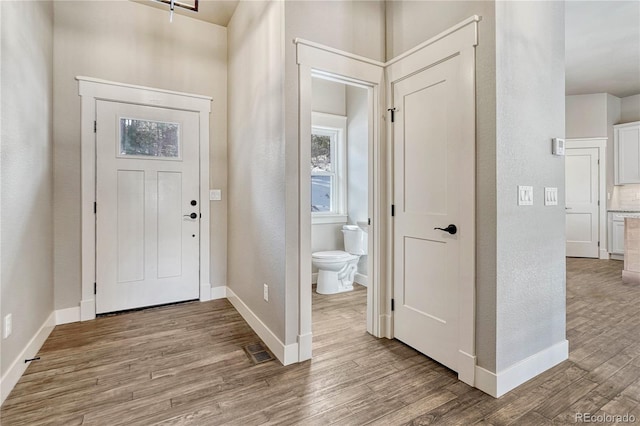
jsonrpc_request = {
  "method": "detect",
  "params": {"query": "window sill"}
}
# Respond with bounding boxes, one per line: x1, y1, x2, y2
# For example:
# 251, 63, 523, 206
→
312, 214, 348, 225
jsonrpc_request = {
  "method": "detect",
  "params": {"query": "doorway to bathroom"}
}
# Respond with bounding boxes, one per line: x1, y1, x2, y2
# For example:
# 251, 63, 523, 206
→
310, 75, 371, 341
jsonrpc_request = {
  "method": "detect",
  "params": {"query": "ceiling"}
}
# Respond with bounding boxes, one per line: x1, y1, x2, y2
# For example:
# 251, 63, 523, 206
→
565, 0, 640, 98
133, 0, 640, 98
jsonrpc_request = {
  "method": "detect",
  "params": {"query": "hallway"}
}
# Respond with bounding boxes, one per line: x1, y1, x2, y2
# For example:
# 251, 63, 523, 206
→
1, 259, 638, 425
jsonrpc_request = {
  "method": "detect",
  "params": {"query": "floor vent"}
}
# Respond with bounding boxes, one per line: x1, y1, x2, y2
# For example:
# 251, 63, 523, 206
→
243, 342, 275, 364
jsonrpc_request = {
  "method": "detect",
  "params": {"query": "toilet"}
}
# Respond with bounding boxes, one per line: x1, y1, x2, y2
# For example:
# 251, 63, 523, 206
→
312, 225, 367, 294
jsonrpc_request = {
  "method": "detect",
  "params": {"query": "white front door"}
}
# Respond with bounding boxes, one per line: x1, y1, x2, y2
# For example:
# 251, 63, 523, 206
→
96, 101, 200, 313
566, 147, 599, 258
392, 56, 464, 372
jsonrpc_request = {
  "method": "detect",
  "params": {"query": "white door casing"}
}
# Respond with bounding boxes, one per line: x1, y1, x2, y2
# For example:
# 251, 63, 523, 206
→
386, 17, 478, 385
78, 77, 211, 321
96, 101, 200, 313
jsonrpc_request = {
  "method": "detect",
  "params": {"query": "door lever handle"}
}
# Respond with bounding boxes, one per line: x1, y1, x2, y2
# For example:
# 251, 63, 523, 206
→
434, 224, 457, 235
184, 213, 198, 219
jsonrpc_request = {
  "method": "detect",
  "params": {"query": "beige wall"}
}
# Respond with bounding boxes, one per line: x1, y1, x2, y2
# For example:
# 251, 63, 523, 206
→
53, 1, 228, 310
227, 0, 287, 340
566, 93, 608, 138
1, 0, 54, 375
621, 94, 640, 123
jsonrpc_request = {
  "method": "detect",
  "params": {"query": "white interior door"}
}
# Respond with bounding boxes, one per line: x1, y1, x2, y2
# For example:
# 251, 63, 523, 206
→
566, 147, 599, 258
96, 101, 200, 314
392, 56, 463, 372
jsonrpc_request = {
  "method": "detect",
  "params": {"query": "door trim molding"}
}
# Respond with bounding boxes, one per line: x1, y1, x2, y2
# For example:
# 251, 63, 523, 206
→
77, 77, 212, 320
566, 138, 608, 259
296, 41, 385, 362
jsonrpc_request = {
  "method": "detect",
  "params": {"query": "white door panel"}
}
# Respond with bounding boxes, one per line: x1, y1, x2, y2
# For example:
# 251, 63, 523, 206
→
96, 101, 200, 313
565, 147, 599, 258
392, 56, 461, 372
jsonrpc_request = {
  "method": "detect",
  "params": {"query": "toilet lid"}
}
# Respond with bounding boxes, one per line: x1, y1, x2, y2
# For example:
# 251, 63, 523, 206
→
312, 250, 351, 260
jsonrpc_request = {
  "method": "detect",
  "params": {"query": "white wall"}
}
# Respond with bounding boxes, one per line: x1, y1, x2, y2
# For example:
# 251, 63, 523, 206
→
346, 85, 369, 275
227, 0, 287, 341
346, 85, 368, 226
494, 0, 566, 371
53, 1, 228, 310
621, 94, 640, 123
386, 0, 499, 371
1, 0, 54, 375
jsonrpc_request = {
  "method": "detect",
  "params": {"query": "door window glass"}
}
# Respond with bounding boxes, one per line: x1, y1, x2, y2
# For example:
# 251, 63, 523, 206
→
119, 118, 180, 158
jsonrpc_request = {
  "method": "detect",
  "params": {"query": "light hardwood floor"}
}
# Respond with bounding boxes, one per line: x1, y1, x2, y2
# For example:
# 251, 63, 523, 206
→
2, 258, 639, 425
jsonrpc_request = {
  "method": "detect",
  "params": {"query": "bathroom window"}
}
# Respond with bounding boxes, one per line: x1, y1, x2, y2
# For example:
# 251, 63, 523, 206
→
311, 112, 347, 224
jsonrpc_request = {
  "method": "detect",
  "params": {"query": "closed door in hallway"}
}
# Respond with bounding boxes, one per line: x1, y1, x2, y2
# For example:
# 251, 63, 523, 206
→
565, 146, 600, 258
96, 101, 200, 313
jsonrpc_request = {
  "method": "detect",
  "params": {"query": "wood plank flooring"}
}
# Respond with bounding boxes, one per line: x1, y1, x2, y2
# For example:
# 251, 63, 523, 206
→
2, 258, 639, 425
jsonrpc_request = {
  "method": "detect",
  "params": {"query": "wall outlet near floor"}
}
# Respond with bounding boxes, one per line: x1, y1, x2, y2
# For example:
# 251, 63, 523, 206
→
3, 314, 12, 339
263, 283, 269, 302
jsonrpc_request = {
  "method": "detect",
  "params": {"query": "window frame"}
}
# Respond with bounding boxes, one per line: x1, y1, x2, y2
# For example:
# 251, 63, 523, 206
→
311, 112, 348, 224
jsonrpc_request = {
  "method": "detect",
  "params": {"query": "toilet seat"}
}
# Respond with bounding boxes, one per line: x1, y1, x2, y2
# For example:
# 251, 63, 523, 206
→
312, 250, 356, 261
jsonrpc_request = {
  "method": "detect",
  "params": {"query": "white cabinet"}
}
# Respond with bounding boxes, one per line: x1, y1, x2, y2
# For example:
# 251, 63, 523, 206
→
608, 212, 640, 257
611, 220, 625, 255
614, 121, 640, 185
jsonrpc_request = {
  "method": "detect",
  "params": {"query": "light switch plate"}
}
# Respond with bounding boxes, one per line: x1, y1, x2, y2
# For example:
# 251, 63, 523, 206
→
209, 189, 222, 201
545, 187, 558, 206
518, 186, 533, 206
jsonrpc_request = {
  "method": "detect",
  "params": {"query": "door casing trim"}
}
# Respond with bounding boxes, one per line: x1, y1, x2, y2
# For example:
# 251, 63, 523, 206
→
77, 77, 212, 320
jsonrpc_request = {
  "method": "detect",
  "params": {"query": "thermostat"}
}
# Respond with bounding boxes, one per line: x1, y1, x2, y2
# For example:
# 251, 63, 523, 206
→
552, 138, 565, 156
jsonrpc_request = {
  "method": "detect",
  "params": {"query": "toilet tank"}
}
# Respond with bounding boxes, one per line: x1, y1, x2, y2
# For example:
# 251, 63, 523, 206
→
342, 225, 367, 255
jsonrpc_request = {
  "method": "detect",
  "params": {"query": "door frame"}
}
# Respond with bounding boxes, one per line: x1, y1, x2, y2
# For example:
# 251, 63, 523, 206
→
386, 17, 479, 386
77, 77, 212, 321
294, 17, 479, 379
295, 40, 386, 361
565, 138, 608, 259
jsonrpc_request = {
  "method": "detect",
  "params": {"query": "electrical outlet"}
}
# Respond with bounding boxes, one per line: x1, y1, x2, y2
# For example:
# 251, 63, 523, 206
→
4, 314, 12, 339
263, 283, 269, 302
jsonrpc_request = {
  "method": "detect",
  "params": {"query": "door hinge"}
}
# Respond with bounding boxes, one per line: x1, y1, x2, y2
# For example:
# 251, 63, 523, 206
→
391, 204, 395, 217
598, 200, 600, 206
598, 241, 600, 247
368, 218, 371, 225
93, 202, 97, 214
391, 298, 395, 311
94, 120, 97, 133
94, 282, 97, 294
387, 107, 396, 123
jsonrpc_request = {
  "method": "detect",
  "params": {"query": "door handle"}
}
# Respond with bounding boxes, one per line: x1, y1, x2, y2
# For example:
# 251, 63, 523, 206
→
184, 213, 198, 219
565, 207, 572, 210
434, 224, 457, 235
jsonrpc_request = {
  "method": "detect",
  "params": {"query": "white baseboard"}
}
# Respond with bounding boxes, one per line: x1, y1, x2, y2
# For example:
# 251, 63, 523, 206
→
458, 350, 476, 386
226, 287, 299, 366
475, 339, 569, 398
80, 298, 95, 321
199, 283, 212, 302
311, 272, 318, 284
55, 307, 80, 325
210, 285, 227, 300
1, 311, 56, 405
355, 273, 368, 287
599, 248, 609, 260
